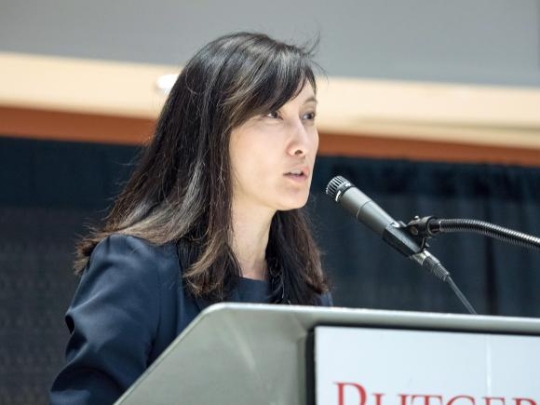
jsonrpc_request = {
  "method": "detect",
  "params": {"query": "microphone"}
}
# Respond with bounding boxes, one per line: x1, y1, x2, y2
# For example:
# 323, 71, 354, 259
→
325, 176, 450, 282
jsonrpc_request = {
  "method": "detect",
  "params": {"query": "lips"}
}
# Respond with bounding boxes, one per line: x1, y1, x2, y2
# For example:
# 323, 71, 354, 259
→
284, 166, 310, 179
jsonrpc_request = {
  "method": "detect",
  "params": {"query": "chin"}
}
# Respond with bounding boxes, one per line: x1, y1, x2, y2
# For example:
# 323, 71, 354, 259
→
277, 196, 310, 211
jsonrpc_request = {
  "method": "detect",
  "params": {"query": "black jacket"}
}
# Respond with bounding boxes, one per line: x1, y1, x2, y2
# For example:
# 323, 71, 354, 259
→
50, 234, 331, 404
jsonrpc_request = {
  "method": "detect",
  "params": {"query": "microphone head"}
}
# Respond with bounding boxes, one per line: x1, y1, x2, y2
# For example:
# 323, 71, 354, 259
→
325, 176, 353, 202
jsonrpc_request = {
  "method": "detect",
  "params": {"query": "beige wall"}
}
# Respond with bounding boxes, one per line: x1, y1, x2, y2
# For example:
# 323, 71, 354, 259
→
1, 52, 539, 165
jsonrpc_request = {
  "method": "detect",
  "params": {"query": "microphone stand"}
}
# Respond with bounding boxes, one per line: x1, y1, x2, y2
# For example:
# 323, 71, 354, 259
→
393, 226, 478, 315
352, 219, 479, 315
406, 216, 540, 251
404, 216, 540, 315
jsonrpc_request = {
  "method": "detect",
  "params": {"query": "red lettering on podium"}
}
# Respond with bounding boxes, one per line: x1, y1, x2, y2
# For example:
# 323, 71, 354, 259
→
335, 382, 367, 405
330, 382, 536, 405
374, 392, 385, 405
514, 399, 537, 405
448, 395, 476, 405
411, 394, 444, 405
399, 394, 410, 405
484, 397, 506, 405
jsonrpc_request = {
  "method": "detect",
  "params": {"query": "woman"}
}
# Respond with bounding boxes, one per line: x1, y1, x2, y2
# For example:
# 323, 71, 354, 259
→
50, 32, 331, 404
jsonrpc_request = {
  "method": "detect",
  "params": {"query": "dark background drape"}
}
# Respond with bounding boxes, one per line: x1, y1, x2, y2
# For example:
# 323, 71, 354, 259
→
1, 136, 539, 404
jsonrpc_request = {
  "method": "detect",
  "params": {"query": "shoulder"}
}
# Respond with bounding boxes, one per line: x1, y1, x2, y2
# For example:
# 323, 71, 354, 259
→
89, 233, 178, 268
84, 233, 181, 285
70, 234, 184, 337
72, 233, 182, 326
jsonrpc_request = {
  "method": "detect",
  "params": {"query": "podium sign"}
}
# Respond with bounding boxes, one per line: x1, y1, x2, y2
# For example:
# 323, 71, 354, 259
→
314, 326, 540, 405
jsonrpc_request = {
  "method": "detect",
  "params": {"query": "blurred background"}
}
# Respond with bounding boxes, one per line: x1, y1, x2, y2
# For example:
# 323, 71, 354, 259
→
1, 0, 540, 403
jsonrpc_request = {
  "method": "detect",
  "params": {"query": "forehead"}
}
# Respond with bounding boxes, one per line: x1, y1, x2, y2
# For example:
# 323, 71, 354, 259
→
285, 83, 317, 106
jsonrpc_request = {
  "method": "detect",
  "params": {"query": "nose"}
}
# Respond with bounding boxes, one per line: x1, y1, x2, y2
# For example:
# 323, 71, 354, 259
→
287, 119, 317, 157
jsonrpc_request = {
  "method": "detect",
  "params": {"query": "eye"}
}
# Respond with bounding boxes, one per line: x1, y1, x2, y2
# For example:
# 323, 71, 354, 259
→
265, 111, 280, 119
303, 111, 317, 122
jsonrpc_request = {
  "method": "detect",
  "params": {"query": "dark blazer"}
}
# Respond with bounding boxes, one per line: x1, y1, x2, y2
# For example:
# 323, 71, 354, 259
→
49, 234, 332, 405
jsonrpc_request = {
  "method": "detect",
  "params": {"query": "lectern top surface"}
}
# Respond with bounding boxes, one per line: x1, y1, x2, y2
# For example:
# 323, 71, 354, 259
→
116, 305, 540, 405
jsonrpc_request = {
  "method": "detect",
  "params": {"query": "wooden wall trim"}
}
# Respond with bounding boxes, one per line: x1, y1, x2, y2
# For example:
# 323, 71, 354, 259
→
0, 106, 155, 145
319, 132, 540, 166
2, 106, 540, 167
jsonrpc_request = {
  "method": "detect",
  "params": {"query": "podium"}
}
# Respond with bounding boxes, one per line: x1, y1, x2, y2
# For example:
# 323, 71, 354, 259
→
115, 304, 540, 405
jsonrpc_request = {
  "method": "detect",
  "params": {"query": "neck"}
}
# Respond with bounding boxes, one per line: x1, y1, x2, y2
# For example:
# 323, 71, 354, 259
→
231, 202, 274, 280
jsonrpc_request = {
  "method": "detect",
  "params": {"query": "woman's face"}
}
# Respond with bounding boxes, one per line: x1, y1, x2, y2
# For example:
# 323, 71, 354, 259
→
229, 83, 319, 215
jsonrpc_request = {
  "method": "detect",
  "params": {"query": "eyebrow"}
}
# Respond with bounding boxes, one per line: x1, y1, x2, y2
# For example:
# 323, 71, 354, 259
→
303, 95, 318, 105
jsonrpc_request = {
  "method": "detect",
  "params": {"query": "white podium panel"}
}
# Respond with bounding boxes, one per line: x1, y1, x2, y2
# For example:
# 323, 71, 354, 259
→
314, 326, 540, 405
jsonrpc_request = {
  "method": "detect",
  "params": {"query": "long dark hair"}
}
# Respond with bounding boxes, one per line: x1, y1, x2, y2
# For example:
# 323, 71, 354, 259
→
76, 32, 328, 304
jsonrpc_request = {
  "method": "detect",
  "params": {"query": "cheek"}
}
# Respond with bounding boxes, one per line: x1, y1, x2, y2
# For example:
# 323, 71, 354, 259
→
308, 129, 319, 163
312, 129, 319, 149
230, 141, 270, 186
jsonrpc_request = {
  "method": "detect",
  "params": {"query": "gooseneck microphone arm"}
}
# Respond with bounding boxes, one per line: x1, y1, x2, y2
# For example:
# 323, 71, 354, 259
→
325, 175, 477, 315
407, 216, 540, 252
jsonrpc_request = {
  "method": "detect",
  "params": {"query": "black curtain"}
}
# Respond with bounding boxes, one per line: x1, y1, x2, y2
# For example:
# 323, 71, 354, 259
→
1, 137, 539, 404
0, 137, 137, 405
